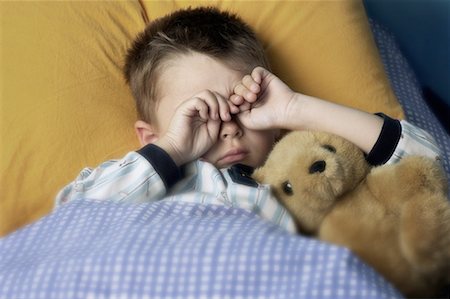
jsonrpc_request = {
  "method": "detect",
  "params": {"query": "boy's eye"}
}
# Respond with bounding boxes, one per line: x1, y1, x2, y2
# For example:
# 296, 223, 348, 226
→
322, 144, 336, 153
281, 180, 293, 196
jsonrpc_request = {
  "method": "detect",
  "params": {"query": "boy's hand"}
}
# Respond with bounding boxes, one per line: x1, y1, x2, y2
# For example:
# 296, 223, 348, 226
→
155, 90, 232, 166
230, 67, 295, 130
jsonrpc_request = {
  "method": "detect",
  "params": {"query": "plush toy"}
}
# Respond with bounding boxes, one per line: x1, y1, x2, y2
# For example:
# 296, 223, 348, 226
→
253, 131, 450, 297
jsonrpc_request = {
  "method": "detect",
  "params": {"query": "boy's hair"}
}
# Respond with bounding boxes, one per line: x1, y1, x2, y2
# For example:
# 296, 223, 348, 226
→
124, 6, 270, 124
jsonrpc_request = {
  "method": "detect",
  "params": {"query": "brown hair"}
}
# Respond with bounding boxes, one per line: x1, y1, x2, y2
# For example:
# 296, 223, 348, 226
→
123, 6, 269, 124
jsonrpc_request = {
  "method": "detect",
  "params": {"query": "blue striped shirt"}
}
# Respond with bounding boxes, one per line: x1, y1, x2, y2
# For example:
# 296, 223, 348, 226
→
55, 118, 441, 233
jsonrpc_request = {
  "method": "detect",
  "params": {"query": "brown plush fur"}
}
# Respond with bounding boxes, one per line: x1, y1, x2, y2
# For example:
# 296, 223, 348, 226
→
253, 131, 450, 297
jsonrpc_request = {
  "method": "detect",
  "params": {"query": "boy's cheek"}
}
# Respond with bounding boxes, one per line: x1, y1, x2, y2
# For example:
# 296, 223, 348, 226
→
199, 147, 217, 164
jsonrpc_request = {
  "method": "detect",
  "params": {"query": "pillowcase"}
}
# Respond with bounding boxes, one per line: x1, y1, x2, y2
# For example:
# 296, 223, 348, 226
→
0, 1, 144, 236
141, 0, 404, 117
0, 0, 403, 236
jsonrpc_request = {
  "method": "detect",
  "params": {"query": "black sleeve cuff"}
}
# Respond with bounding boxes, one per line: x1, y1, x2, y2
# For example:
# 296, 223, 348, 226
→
365, 113, 402, 166
137, 144, 182, 189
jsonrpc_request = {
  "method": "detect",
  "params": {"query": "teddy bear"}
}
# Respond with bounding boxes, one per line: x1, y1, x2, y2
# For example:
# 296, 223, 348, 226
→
253, 130, 450, 298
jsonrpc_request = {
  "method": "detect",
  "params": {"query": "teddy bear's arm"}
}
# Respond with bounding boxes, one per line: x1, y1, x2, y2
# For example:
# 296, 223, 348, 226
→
365, 155, 447, 205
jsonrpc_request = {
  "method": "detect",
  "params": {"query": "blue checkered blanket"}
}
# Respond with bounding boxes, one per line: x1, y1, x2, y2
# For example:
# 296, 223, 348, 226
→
0, 200, 402, 299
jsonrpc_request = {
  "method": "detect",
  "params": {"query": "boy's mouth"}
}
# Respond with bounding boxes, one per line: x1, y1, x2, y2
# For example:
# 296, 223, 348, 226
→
217, 148, 249, 166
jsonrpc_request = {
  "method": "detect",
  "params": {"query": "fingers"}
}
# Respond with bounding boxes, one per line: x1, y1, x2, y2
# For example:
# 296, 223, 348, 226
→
211, 91, 232, 121
186, 90, 232, 122
245, 73, 261, 93
230, 66, 272, 111
199, 90, 220, 120
251, 66, 271, 84
227, 98, 240, 115
239, 101, 251, 112
192, 97, 210, 120
232, 74, 260, 104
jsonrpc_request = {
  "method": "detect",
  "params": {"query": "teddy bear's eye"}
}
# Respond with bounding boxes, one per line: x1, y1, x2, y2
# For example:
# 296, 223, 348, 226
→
322, 144, 336, 153
281, 181, 293, 196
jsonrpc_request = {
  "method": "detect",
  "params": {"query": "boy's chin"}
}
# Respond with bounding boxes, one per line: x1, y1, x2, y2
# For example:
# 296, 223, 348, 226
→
218, 160, 258, 170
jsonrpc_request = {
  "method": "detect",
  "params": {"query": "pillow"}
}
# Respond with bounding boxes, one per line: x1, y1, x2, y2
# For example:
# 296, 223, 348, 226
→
0, 1, 144, 236
141, 0, 404, 117
0, 0, 403, 236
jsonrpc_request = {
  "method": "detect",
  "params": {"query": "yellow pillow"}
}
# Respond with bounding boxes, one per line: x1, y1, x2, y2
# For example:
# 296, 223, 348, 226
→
0, 1, 144, 236
141, 0, 404, 117
1, 0, 403, 236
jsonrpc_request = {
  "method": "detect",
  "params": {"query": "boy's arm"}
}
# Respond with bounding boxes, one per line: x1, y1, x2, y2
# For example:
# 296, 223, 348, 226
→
288, 94, 441, 164
231, 67, 442, 164
55, 144, 181, 208
56, 91, 231, 208
231, 67, 383, 154
284, 93, 384, 154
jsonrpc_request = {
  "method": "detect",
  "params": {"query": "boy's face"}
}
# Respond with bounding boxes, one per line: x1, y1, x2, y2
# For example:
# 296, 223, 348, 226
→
149, 52, 278, 168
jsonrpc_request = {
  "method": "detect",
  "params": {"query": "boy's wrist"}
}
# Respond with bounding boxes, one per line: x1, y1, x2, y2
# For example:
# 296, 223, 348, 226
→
280, 93, 308, 130
153, 138, 187, 167
136, 143, 183, 190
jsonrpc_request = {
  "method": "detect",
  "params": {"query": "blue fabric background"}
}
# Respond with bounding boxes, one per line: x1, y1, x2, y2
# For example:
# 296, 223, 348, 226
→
364, 0, 450, 130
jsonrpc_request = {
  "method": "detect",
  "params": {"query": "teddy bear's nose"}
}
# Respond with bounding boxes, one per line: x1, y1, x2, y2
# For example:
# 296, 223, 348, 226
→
309, 160, 326, 174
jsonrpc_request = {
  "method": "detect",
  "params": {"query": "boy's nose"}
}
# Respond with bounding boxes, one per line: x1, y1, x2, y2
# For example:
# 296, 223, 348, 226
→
220, 120, 243, 140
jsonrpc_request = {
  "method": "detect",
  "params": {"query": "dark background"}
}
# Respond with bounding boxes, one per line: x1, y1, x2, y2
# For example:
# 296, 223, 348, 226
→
364, 0, 450, 133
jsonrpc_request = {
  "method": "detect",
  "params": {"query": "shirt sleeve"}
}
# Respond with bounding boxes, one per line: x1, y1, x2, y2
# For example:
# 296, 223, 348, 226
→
365, 113, 442, 165
386, 120, 442, 164
54, 144, 181, 208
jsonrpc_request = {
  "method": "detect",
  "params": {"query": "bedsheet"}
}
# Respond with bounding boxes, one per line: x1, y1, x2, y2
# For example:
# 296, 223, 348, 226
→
0, 199, 401, 299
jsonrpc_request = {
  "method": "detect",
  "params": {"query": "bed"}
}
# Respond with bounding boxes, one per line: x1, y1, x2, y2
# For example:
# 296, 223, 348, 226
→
1, 1, 449, 298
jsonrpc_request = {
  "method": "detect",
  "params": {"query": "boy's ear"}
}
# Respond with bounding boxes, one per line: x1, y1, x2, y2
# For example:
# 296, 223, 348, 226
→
134, 120, 159, 146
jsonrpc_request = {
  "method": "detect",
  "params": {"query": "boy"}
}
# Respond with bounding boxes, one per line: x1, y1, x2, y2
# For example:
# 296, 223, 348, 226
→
55, 7, 441, 233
